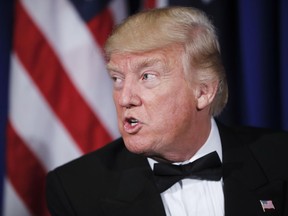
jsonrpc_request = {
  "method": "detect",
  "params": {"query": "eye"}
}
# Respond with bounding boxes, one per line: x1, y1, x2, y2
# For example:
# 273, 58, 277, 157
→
111, 76, 121, 83
142, 73, 156, 80
110, 74, 124, 89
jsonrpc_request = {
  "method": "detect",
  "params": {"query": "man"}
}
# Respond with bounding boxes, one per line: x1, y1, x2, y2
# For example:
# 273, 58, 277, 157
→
46, 7, 288, 216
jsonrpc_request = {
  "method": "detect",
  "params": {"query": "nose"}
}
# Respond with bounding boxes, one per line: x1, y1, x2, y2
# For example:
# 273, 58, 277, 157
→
118, 80, 141, 108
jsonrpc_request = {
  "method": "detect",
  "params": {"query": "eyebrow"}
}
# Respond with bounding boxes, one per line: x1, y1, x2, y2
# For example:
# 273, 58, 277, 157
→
106, 63, 119, 72
107, 57, 164, 73
137, 57, 163, 70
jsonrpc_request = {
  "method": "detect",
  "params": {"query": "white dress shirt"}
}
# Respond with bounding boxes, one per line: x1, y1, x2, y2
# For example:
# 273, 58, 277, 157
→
148, 118, 224, 216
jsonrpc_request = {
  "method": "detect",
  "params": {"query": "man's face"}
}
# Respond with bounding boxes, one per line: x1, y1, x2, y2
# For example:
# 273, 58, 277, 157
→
107, 46, 201, 161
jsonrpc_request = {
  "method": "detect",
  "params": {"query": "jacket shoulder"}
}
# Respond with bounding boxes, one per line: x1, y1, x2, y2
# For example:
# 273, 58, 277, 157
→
218, 121, 288, 147
218, 121, 288, 179
52, 137, 127, 175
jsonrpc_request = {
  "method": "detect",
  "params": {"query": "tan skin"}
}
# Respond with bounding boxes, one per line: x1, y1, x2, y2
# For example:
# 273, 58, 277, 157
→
107, 45, 218, 163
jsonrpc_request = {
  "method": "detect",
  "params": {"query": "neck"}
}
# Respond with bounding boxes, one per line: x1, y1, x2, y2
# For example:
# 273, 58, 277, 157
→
151, 116, 213, 163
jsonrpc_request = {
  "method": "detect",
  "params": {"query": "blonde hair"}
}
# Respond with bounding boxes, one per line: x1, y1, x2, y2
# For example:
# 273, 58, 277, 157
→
105, 6, 228, 116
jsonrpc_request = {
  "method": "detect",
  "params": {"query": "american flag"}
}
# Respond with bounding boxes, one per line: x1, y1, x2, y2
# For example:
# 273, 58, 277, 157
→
3, 0, 127, 215
3, 0, 170, 215
260, 200, 275, 212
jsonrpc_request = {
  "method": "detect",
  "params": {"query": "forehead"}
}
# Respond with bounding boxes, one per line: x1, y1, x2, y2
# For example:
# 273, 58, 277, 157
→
107, 45, 183, 72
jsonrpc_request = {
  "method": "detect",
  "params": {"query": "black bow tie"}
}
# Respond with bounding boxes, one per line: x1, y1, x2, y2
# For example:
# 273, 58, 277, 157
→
153, 151, 222, 193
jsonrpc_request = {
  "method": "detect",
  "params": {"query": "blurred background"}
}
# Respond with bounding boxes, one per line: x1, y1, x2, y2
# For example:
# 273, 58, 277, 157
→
0, 0, 287, 215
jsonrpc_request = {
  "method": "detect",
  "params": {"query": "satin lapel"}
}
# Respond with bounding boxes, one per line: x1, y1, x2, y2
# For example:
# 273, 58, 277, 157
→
100, 151, 166, 216
218, 123, 285, 216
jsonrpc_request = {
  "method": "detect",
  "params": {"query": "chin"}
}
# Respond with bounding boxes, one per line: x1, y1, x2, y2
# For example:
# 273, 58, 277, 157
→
123, 138, 148, 155
125, 143, 144, 155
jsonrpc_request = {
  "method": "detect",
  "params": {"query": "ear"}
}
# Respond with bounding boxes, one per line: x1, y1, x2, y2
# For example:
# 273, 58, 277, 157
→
195, 81, 218, 110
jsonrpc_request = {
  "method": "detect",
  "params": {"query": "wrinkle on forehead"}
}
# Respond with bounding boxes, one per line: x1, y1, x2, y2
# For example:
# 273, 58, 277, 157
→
107, 45, 184, 74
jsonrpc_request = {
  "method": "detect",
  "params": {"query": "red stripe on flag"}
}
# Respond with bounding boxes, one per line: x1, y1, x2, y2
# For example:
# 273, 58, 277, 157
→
87, 7, 114, 48
144, 0, 156, 9
6, 122, 50, 216
14, 1, 112, 153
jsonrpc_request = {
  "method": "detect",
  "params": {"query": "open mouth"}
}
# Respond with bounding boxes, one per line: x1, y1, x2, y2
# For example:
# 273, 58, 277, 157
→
123, 117, 142, 133
127, 118, 139, 126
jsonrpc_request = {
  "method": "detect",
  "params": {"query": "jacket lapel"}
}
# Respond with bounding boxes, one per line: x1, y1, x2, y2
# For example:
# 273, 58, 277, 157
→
218, 123, 285, 216
100, 150, 166, 216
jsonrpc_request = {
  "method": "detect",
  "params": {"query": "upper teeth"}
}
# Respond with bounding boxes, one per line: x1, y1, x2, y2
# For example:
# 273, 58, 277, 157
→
129, 119, 138, 125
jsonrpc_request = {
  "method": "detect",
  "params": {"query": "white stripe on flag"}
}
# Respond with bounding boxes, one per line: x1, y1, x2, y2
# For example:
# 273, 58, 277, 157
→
9, 54, 82, 171
2, 178, 31, 216
156, 0, 169, 8
21, 0, 119, 139
109, 0, 127, 24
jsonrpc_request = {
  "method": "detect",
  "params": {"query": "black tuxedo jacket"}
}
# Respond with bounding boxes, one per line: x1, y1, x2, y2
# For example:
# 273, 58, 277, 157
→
46, 123, 288, 216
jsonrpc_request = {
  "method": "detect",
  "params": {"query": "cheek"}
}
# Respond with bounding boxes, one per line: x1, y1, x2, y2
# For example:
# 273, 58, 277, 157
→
113, 93, 124, 130
151, 91, 195, 128
113, 91, 119, 104
113, 93, 121, 112
152, 96, 193, 125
